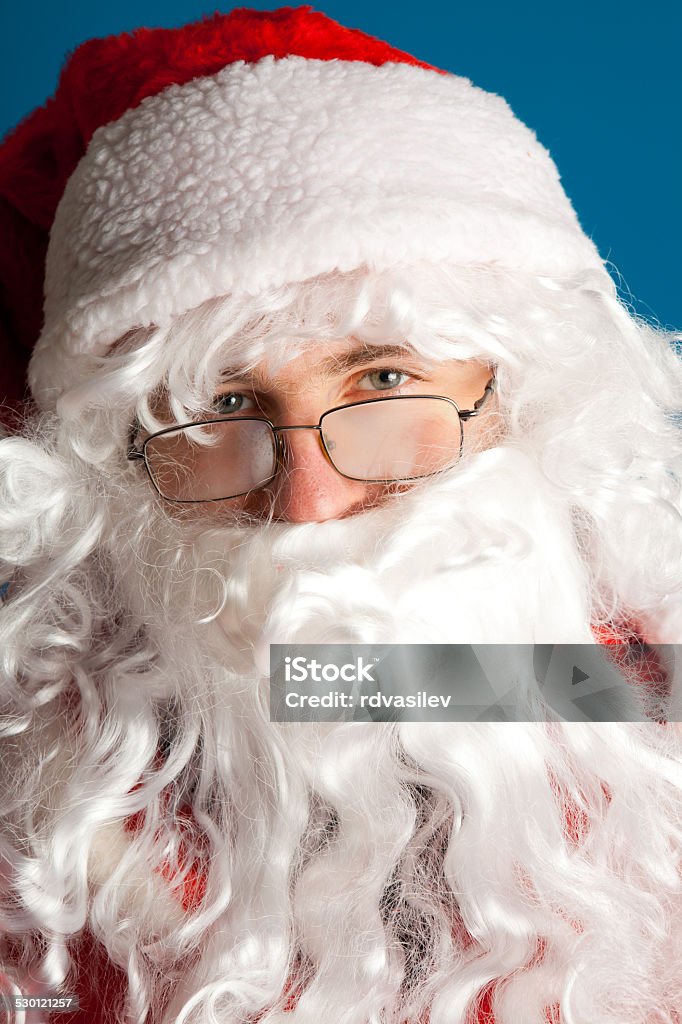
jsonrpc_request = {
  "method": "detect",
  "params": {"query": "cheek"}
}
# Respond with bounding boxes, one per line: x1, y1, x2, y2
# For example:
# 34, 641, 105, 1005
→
235, 480, 400, 521
217, 491, 268, 519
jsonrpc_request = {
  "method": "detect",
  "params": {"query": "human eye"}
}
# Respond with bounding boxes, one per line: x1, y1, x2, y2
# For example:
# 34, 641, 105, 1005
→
211, 391, 257, 415
355, 368, 413, 392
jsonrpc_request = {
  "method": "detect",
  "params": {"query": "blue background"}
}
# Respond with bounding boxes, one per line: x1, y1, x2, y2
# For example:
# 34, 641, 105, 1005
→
2, 0, 680, 330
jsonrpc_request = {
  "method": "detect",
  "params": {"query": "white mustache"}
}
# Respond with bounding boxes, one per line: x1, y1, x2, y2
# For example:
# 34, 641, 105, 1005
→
111, 444, 596, 691
144, 447, 593, 664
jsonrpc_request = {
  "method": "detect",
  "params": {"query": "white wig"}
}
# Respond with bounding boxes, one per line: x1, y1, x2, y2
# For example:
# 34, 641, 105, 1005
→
1, 263, 682, 1024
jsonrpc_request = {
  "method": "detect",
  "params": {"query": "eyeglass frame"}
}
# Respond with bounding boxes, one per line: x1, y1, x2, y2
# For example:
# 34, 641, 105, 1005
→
127, 373, 497, 504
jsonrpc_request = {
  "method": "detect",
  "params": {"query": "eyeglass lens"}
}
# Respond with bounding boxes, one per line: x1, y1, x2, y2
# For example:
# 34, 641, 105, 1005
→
144, 420, 277, 501
143, 398, 463, 502
320, 398, 463, 482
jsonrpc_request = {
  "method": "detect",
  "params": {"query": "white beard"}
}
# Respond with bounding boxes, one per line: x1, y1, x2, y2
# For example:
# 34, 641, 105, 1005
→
101, 446, 681, 1024
113, 446, 595, 679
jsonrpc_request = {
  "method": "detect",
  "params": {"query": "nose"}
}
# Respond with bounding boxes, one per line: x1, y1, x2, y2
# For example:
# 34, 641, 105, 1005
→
268, 427, 371, 523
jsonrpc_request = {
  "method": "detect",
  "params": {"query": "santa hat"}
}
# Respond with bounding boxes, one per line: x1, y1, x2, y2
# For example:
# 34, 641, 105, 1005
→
0, 6, 607, 411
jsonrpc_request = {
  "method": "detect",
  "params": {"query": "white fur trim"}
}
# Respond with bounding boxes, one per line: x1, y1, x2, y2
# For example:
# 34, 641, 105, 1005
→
30, 56, 606, 406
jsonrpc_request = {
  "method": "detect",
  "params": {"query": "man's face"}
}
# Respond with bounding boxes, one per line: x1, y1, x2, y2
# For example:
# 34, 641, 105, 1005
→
120, 336, 595, 651
152, 340, 495, 523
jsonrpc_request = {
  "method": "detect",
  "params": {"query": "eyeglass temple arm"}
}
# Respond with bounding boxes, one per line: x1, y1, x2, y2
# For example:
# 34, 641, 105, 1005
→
458, 374, 497, 422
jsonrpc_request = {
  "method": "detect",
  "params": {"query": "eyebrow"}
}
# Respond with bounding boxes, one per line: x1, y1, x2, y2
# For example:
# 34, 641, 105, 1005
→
315, 343, 423, 375
220, 343, 424, 385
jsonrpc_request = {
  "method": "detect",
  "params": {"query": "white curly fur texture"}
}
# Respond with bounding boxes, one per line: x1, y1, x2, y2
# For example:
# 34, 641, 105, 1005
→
30, 55, 604, 408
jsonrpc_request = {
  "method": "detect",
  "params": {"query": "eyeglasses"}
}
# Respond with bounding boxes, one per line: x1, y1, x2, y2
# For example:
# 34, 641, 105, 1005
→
127, 376, 496, 503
